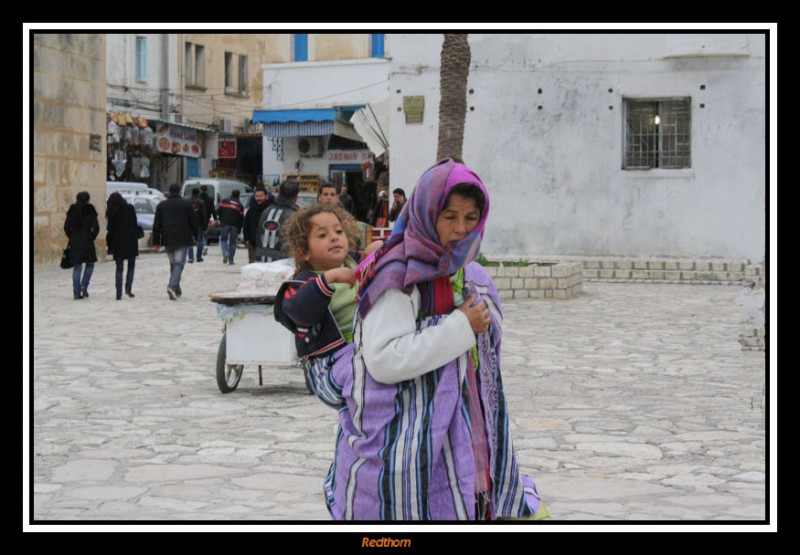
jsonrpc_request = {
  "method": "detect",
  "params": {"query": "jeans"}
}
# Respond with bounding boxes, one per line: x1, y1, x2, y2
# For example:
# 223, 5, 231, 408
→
219, 225, 238, 263
196, 229, 207, 259
72, 262, 94, 299
115, 257, 136, 296
165, 246, 187, 293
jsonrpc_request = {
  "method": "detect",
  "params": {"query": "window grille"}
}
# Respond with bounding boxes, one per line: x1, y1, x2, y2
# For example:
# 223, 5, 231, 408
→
624, 98, 691, 169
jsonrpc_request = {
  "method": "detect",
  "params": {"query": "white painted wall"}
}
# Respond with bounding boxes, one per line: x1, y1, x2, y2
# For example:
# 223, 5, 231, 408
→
106, 34, 169, 118
261, 58, 390, 110
388, 33, 766, 263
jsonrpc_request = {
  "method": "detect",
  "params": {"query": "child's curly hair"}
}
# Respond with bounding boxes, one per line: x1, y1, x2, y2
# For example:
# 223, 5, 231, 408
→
281, 203, 360, 274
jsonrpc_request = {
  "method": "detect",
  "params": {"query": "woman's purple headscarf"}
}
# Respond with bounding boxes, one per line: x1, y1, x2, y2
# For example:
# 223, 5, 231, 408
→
356, 158, 490, 318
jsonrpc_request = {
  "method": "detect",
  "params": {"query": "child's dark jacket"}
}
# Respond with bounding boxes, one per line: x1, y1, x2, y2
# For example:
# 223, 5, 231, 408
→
274, 263, 354, 359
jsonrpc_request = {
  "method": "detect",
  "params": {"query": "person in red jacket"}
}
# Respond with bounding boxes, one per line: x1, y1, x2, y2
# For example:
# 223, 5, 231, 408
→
218, 189, 244, 265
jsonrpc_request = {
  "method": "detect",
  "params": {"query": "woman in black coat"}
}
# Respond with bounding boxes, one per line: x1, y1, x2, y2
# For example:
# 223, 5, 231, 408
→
106, 192, 139, 300
64, 191, 100, 300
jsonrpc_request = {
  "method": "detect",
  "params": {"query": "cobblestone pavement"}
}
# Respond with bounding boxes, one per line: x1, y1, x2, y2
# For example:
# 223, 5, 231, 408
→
27, 248, 770, 527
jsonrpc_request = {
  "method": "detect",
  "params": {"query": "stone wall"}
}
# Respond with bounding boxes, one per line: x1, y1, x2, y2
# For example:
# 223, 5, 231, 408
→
581, 258, 761, 284
484, 262, 584, 300
33, 34, 107, 266
736, 263, 767, 351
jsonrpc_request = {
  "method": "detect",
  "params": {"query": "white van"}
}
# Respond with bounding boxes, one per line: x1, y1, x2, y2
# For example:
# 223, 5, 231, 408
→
180, 178, 252, 208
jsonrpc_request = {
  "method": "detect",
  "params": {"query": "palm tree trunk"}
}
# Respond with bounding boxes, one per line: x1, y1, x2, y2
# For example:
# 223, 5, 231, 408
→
436, 34, 471, 162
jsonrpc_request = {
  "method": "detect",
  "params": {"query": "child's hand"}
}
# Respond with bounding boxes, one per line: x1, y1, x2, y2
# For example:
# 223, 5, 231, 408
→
324, 267, 357, 288
457, 294, 491, 334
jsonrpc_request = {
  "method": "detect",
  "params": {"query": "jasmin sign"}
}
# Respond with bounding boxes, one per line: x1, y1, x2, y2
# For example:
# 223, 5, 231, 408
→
327, 150, 372, 163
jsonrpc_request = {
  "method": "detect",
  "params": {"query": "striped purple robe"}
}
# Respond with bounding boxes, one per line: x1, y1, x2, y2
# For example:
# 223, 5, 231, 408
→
305, 262, 543, 520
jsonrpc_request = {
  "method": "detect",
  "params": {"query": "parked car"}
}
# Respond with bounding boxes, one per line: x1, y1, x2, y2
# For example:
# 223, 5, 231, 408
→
120, 192, 162, 235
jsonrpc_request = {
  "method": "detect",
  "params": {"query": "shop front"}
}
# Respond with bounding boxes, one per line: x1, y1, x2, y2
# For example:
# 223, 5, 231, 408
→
107, 112, 212, 191
253, 107, 388, 218
212, 131, 264, 189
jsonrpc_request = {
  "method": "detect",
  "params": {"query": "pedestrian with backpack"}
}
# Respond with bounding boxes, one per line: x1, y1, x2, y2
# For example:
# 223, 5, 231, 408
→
256, 181, 300, 262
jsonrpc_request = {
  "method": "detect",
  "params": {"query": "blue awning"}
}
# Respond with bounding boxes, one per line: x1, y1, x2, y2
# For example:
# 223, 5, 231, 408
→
253, 108, 335, 138
253, 108, 335, 124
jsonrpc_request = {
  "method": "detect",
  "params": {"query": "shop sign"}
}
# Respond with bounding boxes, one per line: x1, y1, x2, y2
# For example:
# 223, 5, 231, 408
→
155, 123, 202, 158
218, 137, 237, 159
327, 150, 373, 163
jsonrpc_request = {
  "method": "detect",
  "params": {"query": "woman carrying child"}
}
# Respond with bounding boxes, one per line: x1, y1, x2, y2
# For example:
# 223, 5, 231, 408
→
276, 159, 549, 521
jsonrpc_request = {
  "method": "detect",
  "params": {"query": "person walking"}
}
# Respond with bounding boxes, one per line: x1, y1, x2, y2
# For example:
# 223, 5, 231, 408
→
187, 188, 207, 263
152, 184, 198, 300
218, 189, 245, 265
199, 185, 216, 258
105, 192, 139, 300
243, 186, 271, 263
63, 191, 100, 300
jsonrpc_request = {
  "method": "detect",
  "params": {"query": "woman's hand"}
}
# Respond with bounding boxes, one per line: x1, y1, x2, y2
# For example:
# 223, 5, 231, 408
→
364, 240, 384, 256
324, 267, 357, 288
457, 293, 491, 334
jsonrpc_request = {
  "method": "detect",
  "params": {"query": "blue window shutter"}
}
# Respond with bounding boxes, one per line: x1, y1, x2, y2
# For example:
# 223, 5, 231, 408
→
186, 158, 200, 178
294, 34, 308, 62
371, 34, 385, 58
136, 37, 147, 82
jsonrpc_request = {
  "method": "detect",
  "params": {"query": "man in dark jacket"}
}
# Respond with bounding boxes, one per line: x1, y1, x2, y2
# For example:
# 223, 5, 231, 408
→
218, 189, 245, 265
199, 185, 215, 258
152, 183, 199, 300
242, 186, 271, 263
256, 181, 299, 262
187, 188, 207, 263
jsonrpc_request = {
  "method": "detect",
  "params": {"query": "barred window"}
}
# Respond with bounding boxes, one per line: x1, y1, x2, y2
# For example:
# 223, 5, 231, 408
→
624, 98, 691, 169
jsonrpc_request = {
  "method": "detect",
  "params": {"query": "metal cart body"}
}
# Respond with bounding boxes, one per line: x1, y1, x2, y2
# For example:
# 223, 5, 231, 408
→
211, 291, 299, 393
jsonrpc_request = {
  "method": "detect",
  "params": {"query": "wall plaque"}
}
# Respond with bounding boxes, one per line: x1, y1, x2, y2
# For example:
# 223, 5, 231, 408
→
403, 96, 425, 124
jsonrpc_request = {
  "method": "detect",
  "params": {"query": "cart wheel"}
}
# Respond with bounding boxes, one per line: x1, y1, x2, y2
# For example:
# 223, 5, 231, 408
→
216, 333, 243, 393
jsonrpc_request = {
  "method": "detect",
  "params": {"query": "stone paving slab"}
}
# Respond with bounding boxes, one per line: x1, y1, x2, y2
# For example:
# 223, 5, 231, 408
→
27, 248, 769, 525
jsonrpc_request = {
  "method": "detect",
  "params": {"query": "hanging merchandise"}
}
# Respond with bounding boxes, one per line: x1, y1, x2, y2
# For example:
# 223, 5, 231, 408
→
139, 157, 150, 178
129, 126, 140, 146
114, 149, 127, 176
140, 126, 154, 149
122, 125, 133, 142
107, 119, 120, 144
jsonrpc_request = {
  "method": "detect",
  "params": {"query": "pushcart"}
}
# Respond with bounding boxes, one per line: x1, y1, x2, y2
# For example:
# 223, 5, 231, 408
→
210, 290, 300, 393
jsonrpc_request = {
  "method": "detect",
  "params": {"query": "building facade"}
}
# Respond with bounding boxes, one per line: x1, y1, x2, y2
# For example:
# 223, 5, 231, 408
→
256, 34, 390, 219
388, 33, 766, 264
33, 34, 107, 265
106, 34, 278, 192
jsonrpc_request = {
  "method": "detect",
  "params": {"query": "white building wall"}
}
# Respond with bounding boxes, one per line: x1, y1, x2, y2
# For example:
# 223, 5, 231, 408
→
389, 33, 766, 263
106, 34, 170, 118
261, 58, 390, 180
